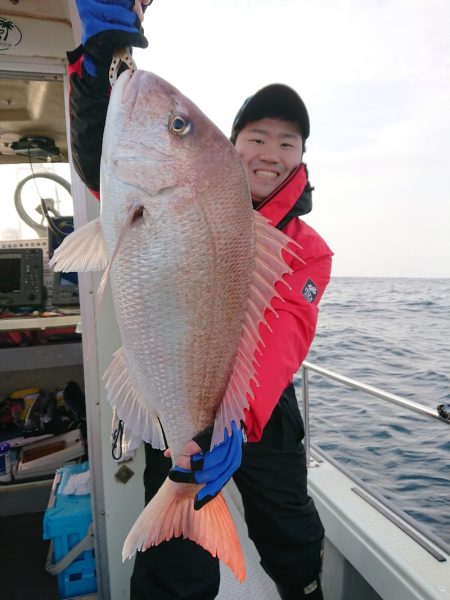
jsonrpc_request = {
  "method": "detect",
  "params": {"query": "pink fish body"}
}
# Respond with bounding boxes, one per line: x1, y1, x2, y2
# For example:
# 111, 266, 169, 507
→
50, 69, 301, 581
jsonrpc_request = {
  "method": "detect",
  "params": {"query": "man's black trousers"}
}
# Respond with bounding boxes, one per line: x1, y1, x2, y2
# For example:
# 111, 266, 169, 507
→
130, 384, 324, 599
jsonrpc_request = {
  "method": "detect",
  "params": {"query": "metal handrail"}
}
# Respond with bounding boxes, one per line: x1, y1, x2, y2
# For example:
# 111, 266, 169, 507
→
301, 360, 449, 466
310, 444, 450, 559
300, 360, 450, 558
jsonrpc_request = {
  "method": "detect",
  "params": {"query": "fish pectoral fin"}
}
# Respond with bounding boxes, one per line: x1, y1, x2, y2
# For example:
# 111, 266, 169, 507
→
212, 211, 303, 448
103, 347, 166, 450
122, 479, 246, 582
49, 217, 108, 273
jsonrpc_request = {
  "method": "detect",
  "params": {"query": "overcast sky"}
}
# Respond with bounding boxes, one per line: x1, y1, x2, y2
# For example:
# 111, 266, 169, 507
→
135, 0, 450, 278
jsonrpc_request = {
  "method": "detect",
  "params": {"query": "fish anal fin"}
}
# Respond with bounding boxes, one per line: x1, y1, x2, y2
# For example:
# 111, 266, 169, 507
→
103, 347, 166, 450
122, 479, 246, 582
49, 217, 107, 273
212, 211, 304, 447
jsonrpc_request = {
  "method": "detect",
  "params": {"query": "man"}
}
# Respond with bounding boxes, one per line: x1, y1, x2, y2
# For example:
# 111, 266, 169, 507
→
69, 2, 333, 598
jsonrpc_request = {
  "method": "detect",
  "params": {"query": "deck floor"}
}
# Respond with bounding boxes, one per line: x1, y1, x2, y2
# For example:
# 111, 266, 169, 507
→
218, 484, 279, 599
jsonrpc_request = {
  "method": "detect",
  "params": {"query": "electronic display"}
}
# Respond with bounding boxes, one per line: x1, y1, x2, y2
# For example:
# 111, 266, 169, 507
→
0, 256, 21, 293
0, 249, 44, 307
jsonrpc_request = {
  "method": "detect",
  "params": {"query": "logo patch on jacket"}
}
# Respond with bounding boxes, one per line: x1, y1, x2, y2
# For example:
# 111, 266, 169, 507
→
302, 279, 318, 303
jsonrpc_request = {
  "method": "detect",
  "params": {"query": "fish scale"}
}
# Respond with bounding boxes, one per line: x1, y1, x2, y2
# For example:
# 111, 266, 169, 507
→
113, 238, 242, 456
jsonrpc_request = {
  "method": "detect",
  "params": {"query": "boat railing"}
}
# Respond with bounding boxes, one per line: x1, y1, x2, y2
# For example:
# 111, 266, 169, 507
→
301, 360, 448, 466
300, 360, 450, 559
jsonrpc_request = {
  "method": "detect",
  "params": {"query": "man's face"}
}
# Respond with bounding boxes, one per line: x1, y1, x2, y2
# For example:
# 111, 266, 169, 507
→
234, 117, 303, 201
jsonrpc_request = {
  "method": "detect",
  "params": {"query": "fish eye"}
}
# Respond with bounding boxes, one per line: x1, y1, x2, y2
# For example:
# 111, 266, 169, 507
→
169, 114, 191, 136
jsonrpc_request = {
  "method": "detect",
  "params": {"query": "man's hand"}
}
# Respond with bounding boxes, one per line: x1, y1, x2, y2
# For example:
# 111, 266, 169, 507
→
75, 0, 151, 77
133, 0, 152, 23
76, 0, 150, 47
168, 421, 245, 510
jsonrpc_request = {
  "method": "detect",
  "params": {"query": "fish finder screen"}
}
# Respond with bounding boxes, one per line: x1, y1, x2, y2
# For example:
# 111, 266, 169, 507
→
0, 256, 21, 293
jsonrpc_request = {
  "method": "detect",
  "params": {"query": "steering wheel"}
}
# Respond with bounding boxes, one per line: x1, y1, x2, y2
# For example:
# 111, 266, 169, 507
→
14, 173, 72, 237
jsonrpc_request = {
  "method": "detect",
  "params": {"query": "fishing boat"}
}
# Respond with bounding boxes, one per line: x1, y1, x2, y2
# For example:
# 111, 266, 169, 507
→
0, 3, 448, 599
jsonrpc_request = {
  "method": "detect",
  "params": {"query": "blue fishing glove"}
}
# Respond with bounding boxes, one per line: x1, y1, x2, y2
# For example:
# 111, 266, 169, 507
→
169, 421, 245, 510
76, 0, 149, 77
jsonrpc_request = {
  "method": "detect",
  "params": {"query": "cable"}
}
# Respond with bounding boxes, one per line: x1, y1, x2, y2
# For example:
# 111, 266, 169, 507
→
26, 144, 67, 238
111, 419, 124, 461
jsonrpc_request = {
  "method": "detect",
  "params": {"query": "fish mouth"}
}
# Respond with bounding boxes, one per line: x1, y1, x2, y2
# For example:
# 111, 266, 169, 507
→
120, 69, 145, 111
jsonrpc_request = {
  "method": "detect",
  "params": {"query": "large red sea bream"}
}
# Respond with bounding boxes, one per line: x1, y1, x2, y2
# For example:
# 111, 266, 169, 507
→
50, 69, 302, 581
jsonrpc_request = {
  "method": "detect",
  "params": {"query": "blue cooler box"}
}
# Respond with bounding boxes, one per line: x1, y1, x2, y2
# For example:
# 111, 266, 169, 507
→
43, 462, 97, 599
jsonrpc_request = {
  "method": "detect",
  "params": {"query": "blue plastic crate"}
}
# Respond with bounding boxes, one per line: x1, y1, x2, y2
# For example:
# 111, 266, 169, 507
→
43, 462, 97, 599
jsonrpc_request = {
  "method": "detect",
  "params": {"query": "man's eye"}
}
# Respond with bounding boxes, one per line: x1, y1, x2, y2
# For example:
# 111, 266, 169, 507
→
281, 143, 294, 148
250, 138, 263, 144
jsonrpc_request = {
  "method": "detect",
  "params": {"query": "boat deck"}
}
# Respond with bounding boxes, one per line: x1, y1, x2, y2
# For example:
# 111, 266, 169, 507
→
218, 483, 278, 599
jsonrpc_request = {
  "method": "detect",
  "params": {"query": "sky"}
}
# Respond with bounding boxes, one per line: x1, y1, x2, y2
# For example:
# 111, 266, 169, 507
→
1, 0, 448, 277
132, 0, 450, 278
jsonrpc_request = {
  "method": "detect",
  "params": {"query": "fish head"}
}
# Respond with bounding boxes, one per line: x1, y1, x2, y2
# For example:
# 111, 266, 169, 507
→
101, 69, 250, 235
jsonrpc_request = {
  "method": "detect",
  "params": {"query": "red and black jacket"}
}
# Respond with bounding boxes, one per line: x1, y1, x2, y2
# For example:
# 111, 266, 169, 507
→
244, 164, 333, 440
67, 44, 333, 443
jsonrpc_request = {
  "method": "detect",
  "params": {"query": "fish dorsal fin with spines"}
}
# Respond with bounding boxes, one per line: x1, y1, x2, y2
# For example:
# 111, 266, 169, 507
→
49, 217, 108, 272
211, 211, 303, 448
103, 347, 166, 450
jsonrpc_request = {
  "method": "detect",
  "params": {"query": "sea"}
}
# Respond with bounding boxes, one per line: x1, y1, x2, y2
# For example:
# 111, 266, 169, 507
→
293, 277, 450, 547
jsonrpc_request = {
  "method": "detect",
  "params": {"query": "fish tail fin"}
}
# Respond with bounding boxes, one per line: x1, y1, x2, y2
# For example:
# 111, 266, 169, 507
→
122, 479, 246, 582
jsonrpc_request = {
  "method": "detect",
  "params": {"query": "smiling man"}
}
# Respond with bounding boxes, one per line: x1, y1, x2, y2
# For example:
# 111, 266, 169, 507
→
235, 117, 304, 201
231, 83, 308, 198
